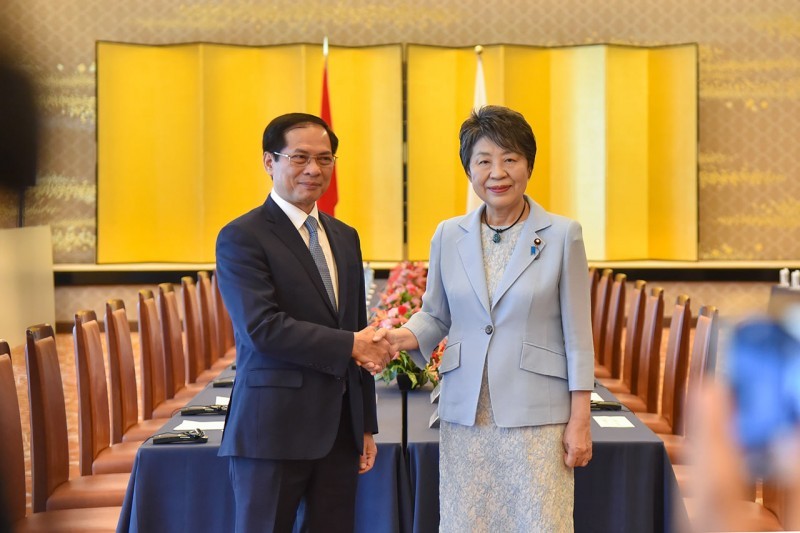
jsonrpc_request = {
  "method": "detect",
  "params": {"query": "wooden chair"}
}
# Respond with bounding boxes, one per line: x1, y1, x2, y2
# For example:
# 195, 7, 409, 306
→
73, 310, 140, 475
138, 290, 188, 419
25, 324, 129, 512
588, 267, 600, 325
159, 282, 212, 390
615, 287, 664, 413
0, 342, 121, 531
659, 305, 719, 465
635, 295, 692, 433
105, 299, 167, 443
212, 271, 236, 359
181, 276, 223, 382
592, 269, 613, 378
198, 271, 232, 370
598, 273, 626, 379
600, 280, 646, 394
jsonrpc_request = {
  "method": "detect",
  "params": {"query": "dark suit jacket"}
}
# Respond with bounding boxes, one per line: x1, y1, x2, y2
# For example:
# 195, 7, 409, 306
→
215, 195, 378, 460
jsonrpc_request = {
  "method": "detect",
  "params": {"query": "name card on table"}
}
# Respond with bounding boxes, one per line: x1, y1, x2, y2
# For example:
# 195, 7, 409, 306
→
429, 406, 440, 428
430, 383, 441, 404
216, 396, 230, 406
593, 416, 634, 428
591, 392, 604, 402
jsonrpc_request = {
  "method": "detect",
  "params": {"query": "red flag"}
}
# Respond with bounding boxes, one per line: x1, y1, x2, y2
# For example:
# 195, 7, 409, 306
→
318, 60, 338, 216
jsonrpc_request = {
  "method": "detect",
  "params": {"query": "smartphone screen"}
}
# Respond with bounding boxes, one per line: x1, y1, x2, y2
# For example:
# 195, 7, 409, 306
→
728, 316, 800, 478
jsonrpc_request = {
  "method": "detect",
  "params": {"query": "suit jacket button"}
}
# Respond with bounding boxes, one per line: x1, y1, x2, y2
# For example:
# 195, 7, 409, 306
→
484, 325, 493, 335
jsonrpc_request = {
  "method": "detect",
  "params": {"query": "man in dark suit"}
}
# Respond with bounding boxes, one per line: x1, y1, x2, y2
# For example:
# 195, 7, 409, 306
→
215, 113, 394, 533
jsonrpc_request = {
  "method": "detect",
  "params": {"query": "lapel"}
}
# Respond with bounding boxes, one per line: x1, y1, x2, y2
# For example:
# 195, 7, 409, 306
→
263, 197, 339, 320
491, 197, 551, 310
457, 208, 491, 316
319, 212, 349, 325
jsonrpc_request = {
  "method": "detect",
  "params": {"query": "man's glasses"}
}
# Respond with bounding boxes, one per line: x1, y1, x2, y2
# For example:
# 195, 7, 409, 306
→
272, 152, 337, 168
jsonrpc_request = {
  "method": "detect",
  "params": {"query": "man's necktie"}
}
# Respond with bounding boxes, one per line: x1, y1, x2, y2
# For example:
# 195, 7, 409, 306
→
304, 216, 337, 311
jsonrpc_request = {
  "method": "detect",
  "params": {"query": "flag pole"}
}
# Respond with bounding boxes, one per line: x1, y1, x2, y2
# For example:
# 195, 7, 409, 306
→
466, 45, 486, 213
318, 36, 338, 216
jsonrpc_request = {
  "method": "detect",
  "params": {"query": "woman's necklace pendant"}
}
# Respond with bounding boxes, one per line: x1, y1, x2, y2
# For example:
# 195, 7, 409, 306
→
492, 232, 501, 244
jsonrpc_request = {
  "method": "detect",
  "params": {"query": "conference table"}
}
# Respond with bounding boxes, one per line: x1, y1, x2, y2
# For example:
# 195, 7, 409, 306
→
117, 371, 687, 533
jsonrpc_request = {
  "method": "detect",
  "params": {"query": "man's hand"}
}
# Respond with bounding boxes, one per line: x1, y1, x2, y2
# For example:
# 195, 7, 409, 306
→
352, 327, 393, 373
359, 433, 377, 474
372, 327, 417, 353
372, 327, 403, 355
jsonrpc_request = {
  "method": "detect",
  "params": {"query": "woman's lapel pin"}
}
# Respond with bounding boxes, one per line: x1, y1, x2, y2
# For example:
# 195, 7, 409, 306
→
531, 237, 543, 255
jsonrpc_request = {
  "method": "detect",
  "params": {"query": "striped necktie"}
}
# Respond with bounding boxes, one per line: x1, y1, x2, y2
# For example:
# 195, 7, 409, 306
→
304, 216, 337, 311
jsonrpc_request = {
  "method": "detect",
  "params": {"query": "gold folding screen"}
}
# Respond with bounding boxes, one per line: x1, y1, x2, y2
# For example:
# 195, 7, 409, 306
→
98, 42, 695, 263
406, 44, 697, 261
97, 43, 403, 263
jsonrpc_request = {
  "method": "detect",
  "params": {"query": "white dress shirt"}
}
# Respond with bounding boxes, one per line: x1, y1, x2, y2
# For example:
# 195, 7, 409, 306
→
269, 192, 339, 307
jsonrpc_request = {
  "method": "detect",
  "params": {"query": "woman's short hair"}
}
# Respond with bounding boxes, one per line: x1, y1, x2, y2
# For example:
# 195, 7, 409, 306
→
458, 105, 537, 175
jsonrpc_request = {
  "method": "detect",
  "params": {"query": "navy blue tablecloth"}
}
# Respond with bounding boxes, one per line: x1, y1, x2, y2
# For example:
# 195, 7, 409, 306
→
117, 377, 686, 533
117, 372, 411, 533
392, 383, 687, 533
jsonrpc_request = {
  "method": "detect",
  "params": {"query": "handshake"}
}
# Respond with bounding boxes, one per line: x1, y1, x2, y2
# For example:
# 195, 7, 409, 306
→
351, 326, 402, 374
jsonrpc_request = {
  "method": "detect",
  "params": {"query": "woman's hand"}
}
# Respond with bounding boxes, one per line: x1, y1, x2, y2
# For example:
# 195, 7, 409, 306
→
563, 390, 592, 468
372, 326, 420, 353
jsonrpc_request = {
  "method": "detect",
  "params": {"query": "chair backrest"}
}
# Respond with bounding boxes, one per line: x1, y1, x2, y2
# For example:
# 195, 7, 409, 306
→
690, 306, 719, 384
588, 267, 600, 324
635, 287, 665, 411
659, 295, 692, 433
592, 269, 613, 362
181, 276, 207, 382
158, 283, 188, 397
683, 305, 719, 439
106, 299, 140, 443
621, 280, 647, 394
0, 342, 26, 524
601, 273, 627, 378
25, 323, 69, 513
212, 271, 235, 355
73, 309, 113, 476
762, 477, 792, 528
197, 271, 220, 366
697, 306, 720, 379
138, 289, 168, 419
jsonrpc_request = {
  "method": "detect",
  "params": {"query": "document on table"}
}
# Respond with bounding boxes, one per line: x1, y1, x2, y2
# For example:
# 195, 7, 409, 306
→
173, 420, 226, 431
216, 396, 230, 406
591, 392, 604, 402
593, 416, 635, 428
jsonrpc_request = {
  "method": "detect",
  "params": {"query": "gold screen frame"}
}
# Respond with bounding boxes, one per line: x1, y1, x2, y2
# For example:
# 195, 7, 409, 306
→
406, 44, 698, 261
98, 42, 696, 263
97, 42, 403, 263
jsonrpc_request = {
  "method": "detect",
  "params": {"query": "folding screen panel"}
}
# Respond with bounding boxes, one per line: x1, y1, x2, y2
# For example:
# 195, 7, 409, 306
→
98, 43, 403, 263
406, 44, 697, 261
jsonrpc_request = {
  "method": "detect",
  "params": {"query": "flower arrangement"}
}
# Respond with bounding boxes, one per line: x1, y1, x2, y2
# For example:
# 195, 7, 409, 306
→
371, 261, 444, 389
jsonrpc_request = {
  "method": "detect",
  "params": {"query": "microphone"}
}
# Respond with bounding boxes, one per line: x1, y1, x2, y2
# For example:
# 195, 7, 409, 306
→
152, 428, 208, 444
180, 404, 228, 416
212, 377, 235, 388
591, 400, 623, 411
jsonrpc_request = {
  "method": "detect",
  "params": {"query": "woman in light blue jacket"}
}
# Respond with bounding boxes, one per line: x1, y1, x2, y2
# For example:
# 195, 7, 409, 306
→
376, 106, 594, 532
